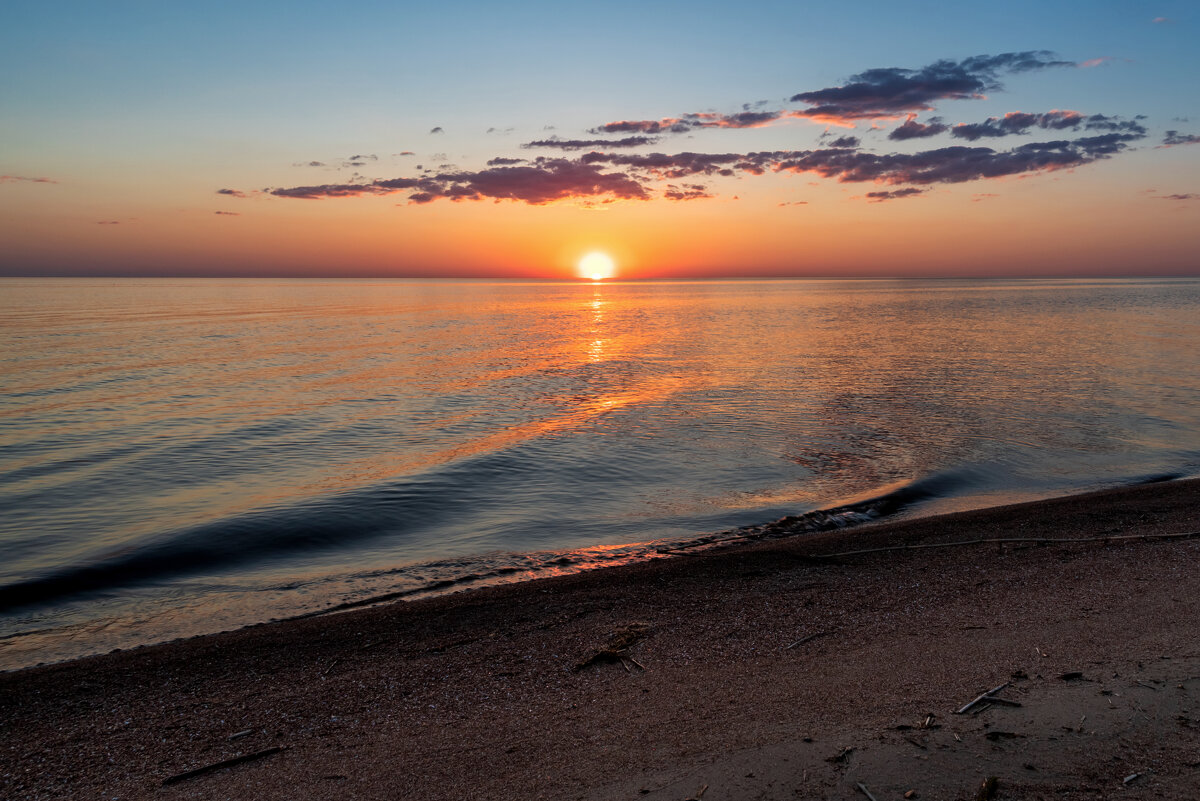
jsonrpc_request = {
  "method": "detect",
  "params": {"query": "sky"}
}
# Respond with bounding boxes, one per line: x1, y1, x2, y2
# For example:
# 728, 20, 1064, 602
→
1, 0, 1198, 279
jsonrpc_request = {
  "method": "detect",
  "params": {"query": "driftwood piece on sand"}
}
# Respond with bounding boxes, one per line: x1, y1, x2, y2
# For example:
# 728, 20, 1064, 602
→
785, 631, 829, 650
162, 746, 286, 786
574, 623, 650, 671
956, 682, 1010, 715
856, 781, 879, 801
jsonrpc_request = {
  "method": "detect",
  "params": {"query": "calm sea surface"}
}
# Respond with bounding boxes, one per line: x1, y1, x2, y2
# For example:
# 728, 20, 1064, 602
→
2, 277, 1199, 669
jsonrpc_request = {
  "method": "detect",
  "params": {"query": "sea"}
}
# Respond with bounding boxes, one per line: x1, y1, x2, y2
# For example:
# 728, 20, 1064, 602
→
2, 277, 1199, 670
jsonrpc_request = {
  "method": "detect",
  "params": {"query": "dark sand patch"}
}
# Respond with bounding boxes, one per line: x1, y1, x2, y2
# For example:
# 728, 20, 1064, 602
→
2, 478, 1199, 799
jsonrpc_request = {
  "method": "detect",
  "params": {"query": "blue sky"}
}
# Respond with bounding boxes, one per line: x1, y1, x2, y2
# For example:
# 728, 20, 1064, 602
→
2, 1, 1197, 276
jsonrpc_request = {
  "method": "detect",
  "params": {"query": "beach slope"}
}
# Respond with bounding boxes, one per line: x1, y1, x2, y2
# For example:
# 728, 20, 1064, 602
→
3, 479, 1199, 800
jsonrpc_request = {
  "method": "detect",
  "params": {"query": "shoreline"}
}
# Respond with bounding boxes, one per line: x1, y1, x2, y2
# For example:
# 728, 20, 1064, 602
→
3, 478, 1199, 799
5, 472, 1189, 673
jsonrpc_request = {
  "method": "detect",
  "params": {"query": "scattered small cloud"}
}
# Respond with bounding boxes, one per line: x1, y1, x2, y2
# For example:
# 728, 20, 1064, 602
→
971, 192, 999, 202
1156, 193, 1199, 200
430, 126, 444, 134
216, 188, 246, 197
394, 151, 415, 156
778, 200, 809, 206
522, 135, 659, 151
97, 220, 121, 225
214, 211, 240, 216
1152, 16, 1172, 24
1, 175, 56, 184
1162, 130, 1200, 147
866, 188, 925, 202
487, 156, 526, 166
826, 135, 860, 148
1078, 57, 1113, 68
486, 127, 515, 135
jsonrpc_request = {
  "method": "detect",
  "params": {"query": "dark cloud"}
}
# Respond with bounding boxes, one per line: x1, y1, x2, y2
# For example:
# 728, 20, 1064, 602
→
788, 52, 1074, 124
663, 183, 712, 201
395, 151, 415, 156
1, 174, 56, 184
770, 133, 1143, 184
1162, 131, 1200, 147
1084, 114, 1148, 133
579, 151, 748, 179
592, 110, 809, 135
889, 116, 949, 140
825, 135, 861, 148
522, 136, 659, 151
269, 159, 649, 205
778, 200, 809, 206
214, 211, 240, 216
486, 127, 515, 134
952, 110, 1085, 140
264, 112, 1146, 208
581, 125, 1143, 187
97, 220, 120, 225
348, 154, 377, 162
1157, 193, 1199, 200
866, 188, 925, 202
216, 188, 246, 197
430, 127, 444, 134
306, 161, 326, 167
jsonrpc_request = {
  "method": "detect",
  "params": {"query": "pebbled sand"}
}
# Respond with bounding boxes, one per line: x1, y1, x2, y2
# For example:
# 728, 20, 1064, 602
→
2, 478, 1200, 800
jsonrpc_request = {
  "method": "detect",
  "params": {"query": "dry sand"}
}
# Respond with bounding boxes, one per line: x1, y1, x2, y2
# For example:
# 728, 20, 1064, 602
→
2, 478, 1200, 800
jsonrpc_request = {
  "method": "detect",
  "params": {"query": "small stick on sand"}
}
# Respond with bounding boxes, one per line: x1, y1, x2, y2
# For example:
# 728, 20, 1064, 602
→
956, 682, 1010, 714
785, 631, 829, 650
856, 781, 879, 801
1135, 680, 1159, 691
162, 746, 286, 786
1123, 772, 1141, 785
321, 659, 339, 677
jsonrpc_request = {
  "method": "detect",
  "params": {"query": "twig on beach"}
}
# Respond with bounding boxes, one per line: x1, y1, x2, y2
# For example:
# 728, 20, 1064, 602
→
162, 746, 286, 786
227, 729, 253, 741
574, 623, 650, 671
956, 682, 1010, 715
1123, 772, 1141, 785
683, 783, 708, 800
856, 781, 879, 801
785, 631, 830, 650
1135, 680, 1159, 691
321, 659, 339, 677
807, 530, 1200, 560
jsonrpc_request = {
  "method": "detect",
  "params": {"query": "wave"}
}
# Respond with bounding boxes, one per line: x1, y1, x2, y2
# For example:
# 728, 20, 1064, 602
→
1, 462, 1190, 617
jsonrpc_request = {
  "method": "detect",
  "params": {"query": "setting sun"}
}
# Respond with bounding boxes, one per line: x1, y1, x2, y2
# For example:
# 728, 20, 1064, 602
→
578, 251, 616, 281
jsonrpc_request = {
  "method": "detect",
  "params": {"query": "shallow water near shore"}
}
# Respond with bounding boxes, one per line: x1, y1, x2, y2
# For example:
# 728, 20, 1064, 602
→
2, 276, 1199, 669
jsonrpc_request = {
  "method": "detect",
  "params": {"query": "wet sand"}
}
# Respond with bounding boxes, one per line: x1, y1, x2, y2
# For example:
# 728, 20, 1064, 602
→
2, 478, 1199, 800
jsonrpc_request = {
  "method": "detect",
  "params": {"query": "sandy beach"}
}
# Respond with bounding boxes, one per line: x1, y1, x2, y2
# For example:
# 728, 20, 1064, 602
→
3, 478, 1199, 800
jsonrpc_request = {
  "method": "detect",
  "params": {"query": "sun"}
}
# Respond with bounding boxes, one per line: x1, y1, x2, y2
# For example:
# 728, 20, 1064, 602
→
578, 251, 616, 281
